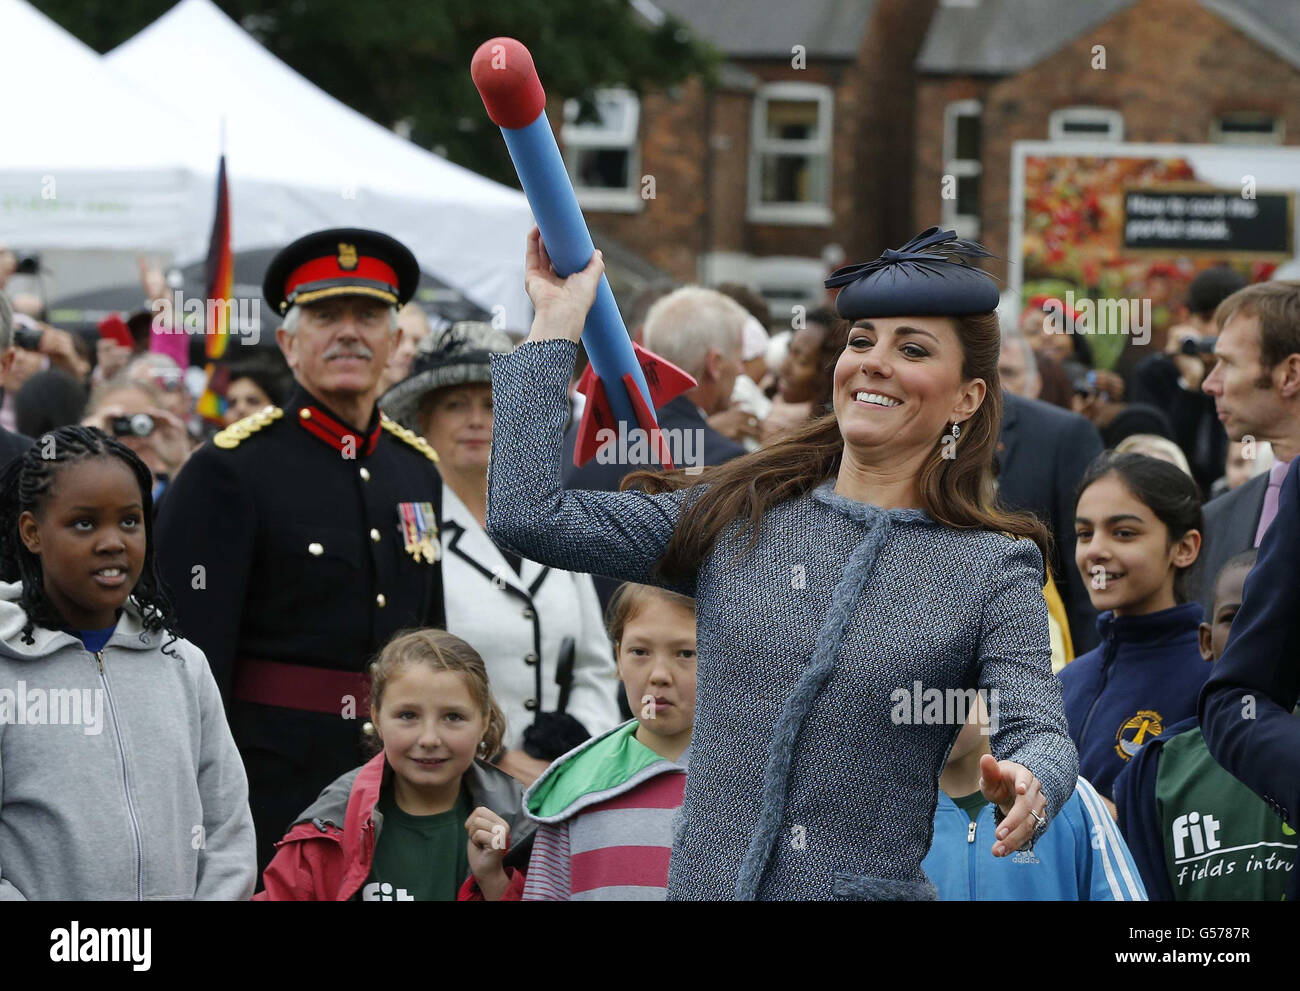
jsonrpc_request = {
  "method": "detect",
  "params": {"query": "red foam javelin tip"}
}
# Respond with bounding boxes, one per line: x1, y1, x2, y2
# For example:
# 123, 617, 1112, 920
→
470, 37, 546, 129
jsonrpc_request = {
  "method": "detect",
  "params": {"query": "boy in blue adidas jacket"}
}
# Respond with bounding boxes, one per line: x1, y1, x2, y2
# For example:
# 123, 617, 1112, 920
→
923, 694, 1146, 900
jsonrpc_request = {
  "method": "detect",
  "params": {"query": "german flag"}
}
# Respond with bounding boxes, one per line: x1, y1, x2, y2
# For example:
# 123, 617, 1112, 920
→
197, 155, 233, 424
204, 155, 233, 357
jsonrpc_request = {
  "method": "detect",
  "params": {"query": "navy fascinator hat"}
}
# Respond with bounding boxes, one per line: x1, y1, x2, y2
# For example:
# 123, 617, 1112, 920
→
826, 227, 1001, 319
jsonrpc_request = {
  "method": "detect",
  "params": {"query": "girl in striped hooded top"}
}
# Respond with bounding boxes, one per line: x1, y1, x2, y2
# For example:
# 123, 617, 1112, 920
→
521, 584, 695, 900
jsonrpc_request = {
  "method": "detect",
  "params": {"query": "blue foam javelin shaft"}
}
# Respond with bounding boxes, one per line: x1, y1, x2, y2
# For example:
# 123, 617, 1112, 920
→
499, 115, 653, 431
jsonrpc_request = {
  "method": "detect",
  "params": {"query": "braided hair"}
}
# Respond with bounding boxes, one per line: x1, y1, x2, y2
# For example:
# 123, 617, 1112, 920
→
0, 426, 181, 652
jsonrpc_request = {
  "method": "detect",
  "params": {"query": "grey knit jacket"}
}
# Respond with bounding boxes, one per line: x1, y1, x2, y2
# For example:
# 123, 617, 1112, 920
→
487, 340, 1078, 900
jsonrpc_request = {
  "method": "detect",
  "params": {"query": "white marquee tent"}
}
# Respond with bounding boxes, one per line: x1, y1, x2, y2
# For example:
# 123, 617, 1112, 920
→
1, 0, 533, 323
0, 0, 216, 255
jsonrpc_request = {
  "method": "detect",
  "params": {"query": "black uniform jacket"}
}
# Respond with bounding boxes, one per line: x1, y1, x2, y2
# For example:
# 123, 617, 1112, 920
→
155, 383, 446, 725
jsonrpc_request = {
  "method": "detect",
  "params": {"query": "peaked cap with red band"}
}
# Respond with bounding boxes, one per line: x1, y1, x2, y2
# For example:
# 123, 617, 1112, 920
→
263, 227, 420, 315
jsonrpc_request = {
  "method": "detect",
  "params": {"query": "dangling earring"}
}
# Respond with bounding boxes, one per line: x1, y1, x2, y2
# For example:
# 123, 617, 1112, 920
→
950, 421, 961, 440
477, 740, 488, 754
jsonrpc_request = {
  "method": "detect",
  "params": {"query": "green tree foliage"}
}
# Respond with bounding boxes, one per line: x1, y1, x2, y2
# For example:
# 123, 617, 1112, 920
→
33, 0, 716, 185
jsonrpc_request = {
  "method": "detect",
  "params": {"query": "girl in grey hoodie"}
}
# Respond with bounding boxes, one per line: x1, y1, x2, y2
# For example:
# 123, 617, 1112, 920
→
0, 426, 255, 900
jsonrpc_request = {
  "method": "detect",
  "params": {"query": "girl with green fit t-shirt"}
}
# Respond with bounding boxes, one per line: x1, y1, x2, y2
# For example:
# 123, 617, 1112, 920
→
257, 630, 535, 901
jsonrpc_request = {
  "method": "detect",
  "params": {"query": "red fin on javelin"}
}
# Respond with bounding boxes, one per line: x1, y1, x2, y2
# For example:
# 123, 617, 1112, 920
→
621, 372, 674, 471
632, 341, 695, 408
573, 370, 614, 467
572, 344, 698, 468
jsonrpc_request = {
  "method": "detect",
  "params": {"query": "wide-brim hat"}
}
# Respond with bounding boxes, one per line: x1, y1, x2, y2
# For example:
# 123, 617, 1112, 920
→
263, 227, 420, 315
826, 226, 1000, 319
379, 321, 515, 429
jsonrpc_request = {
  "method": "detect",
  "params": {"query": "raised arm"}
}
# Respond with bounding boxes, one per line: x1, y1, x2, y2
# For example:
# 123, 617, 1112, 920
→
485, 230, 696, 594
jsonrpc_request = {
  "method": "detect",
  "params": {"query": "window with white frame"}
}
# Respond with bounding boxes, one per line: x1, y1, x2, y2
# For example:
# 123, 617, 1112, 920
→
562, 88, 642, 212
1049, 106, 1124, 142
1211, 112, 1283, 146
748, 82, 833, 225
942, 100, 982, 240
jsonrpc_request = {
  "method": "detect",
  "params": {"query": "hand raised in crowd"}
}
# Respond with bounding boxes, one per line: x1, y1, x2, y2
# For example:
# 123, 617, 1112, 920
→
137, 254, 168, 303
979, 754, 1047, 857
36, 324, 91, 382
707, 404, 760, 443
524, 226, 604, 345
464, 806, 512, 900
95, 337, 133, 383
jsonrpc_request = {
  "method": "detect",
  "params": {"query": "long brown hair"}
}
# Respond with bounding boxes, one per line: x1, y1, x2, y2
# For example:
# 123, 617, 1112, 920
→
625, 311, 1050, 582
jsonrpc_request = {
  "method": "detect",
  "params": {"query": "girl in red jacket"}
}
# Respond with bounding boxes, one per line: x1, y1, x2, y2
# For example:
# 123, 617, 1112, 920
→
257, 629, 534, 900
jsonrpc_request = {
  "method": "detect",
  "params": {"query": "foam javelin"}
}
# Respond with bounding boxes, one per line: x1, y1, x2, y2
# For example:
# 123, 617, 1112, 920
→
471, 37, 695, 468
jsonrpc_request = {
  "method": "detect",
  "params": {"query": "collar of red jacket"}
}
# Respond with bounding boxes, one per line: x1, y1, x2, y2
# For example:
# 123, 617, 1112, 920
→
334, 751, 387, 899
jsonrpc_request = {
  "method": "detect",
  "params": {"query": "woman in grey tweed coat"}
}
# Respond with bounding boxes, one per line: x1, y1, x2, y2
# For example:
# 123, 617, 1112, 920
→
487, 226, 1079, 900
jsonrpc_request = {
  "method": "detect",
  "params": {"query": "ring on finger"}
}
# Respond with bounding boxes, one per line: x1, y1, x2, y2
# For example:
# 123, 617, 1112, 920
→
1029, 808, 1045, 827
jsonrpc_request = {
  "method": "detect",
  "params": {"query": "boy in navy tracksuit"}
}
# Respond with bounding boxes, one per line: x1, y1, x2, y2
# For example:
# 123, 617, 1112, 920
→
1060, 452, 1207, 802
1115, 550, 1298, 900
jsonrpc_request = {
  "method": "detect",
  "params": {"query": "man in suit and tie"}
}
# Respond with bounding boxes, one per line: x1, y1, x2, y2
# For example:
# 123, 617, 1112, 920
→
996, 389, 1104, 653
1188, 281, 1300, 617
1199, 454, 1300, 900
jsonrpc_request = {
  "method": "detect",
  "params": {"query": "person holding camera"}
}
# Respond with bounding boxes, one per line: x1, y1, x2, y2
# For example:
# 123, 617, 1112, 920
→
0, 295, 33, 469
80, 375, 190, 501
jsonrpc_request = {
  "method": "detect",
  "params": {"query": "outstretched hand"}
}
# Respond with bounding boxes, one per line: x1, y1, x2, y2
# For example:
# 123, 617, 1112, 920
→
979, 753, 1046, 857
523, 226, 604, 345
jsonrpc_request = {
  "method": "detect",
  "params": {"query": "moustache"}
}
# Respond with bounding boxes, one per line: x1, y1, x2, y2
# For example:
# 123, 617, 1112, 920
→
324, 346, 374, 361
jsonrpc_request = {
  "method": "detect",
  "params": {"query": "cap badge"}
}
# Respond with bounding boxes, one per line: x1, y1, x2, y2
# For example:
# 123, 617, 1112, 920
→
337, 242, 359, 271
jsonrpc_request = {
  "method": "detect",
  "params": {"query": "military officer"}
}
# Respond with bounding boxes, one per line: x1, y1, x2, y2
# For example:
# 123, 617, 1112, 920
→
155, 228, 446, 872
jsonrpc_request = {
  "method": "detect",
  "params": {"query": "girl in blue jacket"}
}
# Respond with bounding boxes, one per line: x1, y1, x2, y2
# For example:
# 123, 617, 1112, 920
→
1059, 451, 1205, 806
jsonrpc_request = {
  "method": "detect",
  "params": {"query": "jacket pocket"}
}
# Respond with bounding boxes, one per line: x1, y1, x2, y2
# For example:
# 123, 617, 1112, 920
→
831, 872, 939, 901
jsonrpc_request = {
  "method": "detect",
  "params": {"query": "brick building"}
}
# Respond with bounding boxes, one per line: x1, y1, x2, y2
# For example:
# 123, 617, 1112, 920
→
914, 0, 1300, 263
568, 0, 1300, 315
565, 0, 938, 316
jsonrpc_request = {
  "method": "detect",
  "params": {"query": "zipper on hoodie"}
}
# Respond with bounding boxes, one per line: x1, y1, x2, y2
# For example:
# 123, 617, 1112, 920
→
94, 649, 146, 901
1076, 635, 1121, 748
967, 817, 978, 899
